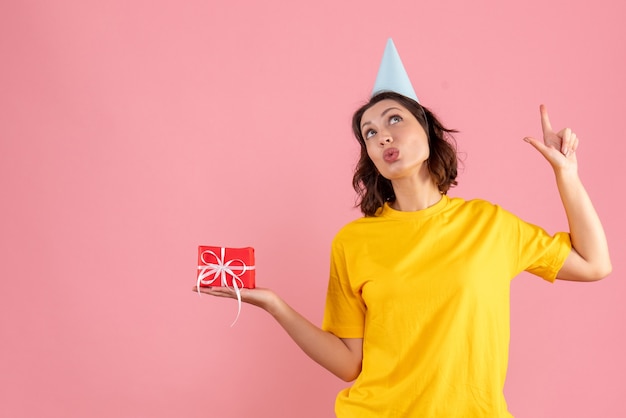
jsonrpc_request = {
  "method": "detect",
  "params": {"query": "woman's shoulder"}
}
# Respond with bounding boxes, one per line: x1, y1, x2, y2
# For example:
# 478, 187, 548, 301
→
451, 193, 520, 207
448, 195, 497, 210
335, 213, 383, 232
448, 196, 526, 230
447, 195, 519, 220
330, 211, 393, 246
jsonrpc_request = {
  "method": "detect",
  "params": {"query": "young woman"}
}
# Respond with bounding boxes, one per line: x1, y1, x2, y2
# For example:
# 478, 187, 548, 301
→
194, 41, 611, 417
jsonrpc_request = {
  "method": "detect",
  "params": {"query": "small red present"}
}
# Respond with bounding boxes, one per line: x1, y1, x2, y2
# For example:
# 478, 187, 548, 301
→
197, 246, 256, 289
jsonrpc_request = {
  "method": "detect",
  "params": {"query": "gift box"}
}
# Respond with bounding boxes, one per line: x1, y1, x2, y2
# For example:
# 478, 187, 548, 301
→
197, 246, 256, 289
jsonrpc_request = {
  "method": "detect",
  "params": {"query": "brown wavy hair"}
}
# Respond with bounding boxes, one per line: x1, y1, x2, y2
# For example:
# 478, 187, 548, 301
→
352, 91, 459, 216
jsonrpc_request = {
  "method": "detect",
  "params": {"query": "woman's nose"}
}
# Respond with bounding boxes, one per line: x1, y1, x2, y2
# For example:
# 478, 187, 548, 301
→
379, 133, 393, 146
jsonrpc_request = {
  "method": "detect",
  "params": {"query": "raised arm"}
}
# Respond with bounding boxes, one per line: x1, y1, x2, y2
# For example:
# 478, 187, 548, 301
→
523, 104, 612, 281
192, 286, 363, 381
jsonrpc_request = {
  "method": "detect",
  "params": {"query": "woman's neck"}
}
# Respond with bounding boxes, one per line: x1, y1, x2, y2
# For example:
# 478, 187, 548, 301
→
389, 177, 442, 212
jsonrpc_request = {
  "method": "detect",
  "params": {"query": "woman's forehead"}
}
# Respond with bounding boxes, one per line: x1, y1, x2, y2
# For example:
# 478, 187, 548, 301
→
363, 99, 406, 117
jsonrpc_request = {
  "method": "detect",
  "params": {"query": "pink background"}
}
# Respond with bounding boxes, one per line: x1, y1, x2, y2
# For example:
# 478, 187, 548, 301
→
1, 1, 625, 417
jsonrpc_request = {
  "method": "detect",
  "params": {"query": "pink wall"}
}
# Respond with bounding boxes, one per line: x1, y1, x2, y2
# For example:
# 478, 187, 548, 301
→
1, 1, 624, 417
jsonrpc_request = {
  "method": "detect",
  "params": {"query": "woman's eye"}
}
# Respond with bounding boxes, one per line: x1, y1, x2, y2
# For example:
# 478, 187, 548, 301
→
365, 129, 376, 139
390, 115, 402, 124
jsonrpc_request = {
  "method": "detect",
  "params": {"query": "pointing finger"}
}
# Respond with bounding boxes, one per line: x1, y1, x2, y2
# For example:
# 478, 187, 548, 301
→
540, 104, 553, 135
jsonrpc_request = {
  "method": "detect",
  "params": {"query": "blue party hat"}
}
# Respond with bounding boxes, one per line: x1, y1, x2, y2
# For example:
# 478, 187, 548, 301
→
371, 38, 419, 102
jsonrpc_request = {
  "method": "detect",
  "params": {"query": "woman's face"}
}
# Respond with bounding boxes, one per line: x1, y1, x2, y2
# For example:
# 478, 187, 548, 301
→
360, 99, 430, 181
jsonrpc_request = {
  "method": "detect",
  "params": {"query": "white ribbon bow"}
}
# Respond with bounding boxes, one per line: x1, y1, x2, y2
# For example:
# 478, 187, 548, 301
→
196, 247, 255, 326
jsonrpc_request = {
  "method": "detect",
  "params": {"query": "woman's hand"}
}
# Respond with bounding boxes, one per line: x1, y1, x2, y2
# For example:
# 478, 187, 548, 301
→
192, 286, 279, 313
523, 104, 579, 173
521, 104, 612, 281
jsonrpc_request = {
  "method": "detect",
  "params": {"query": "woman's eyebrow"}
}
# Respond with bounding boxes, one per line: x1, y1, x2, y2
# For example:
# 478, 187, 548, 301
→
361, 107, 402, 130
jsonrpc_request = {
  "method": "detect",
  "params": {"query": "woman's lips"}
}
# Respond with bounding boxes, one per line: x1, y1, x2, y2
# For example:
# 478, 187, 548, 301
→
383, 148, 399, 163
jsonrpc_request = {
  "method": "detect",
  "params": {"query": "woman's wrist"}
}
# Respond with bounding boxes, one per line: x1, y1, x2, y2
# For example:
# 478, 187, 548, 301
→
554, 164, 579, 183
263, 292, 286, 318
